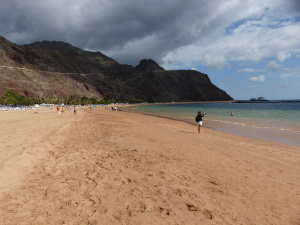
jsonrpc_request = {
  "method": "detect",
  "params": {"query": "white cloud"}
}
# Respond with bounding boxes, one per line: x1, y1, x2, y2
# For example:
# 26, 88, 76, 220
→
267, 61, 283, 72
279, 74, 293, 78
239, 68, 255, 73
163, 21, 300, 70
279, 72, 300, 79
276, 51, 291, 62
274, 66, 300, 79
249, 75, 266, 82
162, 0, 300, 70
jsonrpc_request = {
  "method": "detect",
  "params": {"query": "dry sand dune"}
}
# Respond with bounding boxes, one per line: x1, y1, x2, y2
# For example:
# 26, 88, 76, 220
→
0, 107, 299, 224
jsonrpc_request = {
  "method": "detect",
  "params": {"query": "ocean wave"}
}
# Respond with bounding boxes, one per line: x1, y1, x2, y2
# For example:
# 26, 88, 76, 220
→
209, 119, 246, 126
206, 119, 300, 133
181, 116, 194, 119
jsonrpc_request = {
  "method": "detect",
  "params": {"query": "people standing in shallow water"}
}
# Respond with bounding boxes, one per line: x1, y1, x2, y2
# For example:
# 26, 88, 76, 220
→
195, 111, 205, 134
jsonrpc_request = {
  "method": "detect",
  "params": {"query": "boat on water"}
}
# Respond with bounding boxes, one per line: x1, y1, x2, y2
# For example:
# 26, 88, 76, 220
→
234, 96, 269, 103
234, 98, 300, 103
250, 96, 268, 101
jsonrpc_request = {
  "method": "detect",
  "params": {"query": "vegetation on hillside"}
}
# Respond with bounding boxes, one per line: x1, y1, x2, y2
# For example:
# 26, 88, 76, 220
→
0, 89, 123, 106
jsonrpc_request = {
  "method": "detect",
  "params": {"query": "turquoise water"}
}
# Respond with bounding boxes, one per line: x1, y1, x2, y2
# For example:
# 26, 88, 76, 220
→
125, 102, 300, 146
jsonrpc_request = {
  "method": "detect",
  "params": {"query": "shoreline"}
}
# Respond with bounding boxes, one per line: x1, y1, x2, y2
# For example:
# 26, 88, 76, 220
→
1, 108, 299, 224
120, 108, 300, 147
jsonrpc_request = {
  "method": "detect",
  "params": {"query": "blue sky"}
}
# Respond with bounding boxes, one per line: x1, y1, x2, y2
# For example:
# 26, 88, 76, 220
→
1, 0, 299, 100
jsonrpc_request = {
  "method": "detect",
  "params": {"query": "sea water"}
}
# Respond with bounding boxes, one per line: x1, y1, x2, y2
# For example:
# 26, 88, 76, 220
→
124, 102, 300, 147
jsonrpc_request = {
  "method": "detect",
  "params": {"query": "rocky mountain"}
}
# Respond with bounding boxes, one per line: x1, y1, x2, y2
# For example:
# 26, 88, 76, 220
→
0, 35, 233, 102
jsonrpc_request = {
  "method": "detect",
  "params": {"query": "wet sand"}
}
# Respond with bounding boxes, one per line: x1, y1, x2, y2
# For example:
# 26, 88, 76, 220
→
0, 107, 299, 224
204, 119, 300, 147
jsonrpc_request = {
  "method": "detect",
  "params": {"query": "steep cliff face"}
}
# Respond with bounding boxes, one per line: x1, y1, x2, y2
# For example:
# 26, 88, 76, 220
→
0, 35, 233, 101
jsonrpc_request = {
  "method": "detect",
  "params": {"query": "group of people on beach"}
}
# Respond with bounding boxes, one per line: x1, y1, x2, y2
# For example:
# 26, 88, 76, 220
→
56, 105, 78, 115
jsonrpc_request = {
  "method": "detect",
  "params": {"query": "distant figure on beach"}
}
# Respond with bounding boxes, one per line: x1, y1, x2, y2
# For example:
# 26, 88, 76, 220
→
231, 112, 234, 116
74, 106, 76, 115
195, 111, 205, 134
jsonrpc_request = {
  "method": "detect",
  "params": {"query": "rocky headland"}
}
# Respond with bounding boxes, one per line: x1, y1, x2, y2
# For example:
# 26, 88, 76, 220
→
0, 35, 233, 102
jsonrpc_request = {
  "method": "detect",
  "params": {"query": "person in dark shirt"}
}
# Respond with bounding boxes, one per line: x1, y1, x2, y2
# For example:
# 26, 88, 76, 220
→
196, 111, 205, 134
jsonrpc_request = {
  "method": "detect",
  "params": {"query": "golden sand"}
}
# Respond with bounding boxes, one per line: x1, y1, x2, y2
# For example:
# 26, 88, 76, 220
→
0, 107, 299, 224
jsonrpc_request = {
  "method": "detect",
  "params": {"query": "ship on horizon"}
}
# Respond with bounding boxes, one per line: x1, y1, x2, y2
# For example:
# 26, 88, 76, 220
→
250, 96, 268, 101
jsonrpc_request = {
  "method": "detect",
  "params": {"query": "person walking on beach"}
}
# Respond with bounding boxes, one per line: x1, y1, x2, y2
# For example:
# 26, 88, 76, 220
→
195, 111, 205, 134
74, 106, 76, 115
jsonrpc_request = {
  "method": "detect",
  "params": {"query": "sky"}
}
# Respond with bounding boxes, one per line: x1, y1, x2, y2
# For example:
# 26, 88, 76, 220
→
1, 0, 300, 100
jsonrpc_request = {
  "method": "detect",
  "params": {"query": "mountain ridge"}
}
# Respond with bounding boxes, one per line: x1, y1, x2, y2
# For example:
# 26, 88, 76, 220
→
0, 35, 233, 102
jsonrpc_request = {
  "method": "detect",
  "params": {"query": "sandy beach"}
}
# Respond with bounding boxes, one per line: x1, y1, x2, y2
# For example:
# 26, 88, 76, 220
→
0, 107, 299, 224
